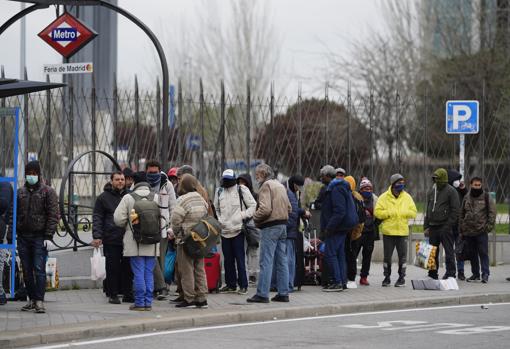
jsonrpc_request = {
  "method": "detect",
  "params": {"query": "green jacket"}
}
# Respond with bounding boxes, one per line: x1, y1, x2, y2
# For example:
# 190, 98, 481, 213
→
424, 169, 460, 229
460, 191, 496, 236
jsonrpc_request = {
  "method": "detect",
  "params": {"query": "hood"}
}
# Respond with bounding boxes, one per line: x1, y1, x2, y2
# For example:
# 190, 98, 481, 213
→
237, 173, 254, 192
447, 169, 462, 185
132, 182, 151, 197
344, 176, 356, 191
328, 178, 351, 192
433, 168, 448, 185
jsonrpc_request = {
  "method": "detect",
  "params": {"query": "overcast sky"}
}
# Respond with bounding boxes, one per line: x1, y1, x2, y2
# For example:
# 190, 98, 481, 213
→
0, 0, 383, 95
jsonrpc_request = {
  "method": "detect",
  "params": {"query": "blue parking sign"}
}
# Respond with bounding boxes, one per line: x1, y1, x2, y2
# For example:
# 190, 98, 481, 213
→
446, 100, 479, 134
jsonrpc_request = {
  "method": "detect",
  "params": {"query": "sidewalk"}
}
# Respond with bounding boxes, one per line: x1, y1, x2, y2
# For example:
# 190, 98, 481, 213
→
1, 263, 510, 348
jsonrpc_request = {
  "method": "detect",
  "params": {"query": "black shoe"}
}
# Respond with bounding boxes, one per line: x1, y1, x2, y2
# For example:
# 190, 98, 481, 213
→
238, 287, 248, 295
219, 286, 237, 294
34, 301, 46, 314
466, 275, 481, 282
109, 296, 121, 304
195, 300, 208, 309
21, 300, 35, 312
155, 289, 168, 300
322, 284, 343, 292
170, 296, 184, 303
144, 306, 152, 311
175, 300, 196, 308
394, 277, 406, 287
458, 272, 466, 281
442, 274, 455, 280
271, 294, 289, 302
122, 296, 134, 303
382, 276, 391, 287
246, 295, 270, 303
0, 293, 7, 305
129, 304, 146, 311
482, 275, 489, 284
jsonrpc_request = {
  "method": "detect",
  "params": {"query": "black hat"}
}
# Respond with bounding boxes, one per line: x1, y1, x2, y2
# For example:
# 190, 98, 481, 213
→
133, 171, 147, 184
122, 167, 135, 178
25, 160, 41, 175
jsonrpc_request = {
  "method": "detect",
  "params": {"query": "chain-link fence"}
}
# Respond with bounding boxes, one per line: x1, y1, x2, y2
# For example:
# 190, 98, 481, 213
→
1, 75, 510, 226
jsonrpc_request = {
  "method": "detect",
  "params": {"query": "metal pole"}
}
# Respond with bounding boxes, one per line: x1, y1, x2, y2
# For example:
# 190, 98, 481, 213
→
324, 83, 329, 166
459, 134, 465, 178
46, 75, 52, 185
269, 82, 274, 167
113, 72, 118, 162
156, 79, 162, 165
396, 90, 401, 173
347, 82, 352, 172
246, 81, 251, 174
91, 74, 97, 202
199, 79, 205, 182
298, 83, 303, 175
177, 79, 183, 164
369, 91, 374, 184
424, 88, 429, 203
220, 80, 226, 172
23, 68, 28, 164
1, 67, 6, 176
134, 76, 140, 169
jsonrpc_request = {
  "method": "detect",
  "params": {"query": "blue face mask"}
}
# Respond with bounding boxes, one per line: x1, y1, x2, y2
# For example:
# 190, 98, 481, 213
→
26, 175, 39, 185
361, 191, 373, 199
146, 173, 161, 187
394, 183, 405, 192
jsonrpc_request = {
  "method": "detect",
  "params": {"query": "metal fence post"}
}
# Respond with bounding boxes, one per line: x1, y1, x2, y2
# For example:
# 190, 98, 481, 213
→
91, 74, 97, 202
423, 87, 429, 203
347, 81, 352, 173
0, 66, 5, 176
113, 73, 118, 162
178, 79, 183, 164
369, 91, 374, 185
246, 81, 251, 174
199, 79, 205, 183
156, 79, 162, 165
395, 90, 401, 173
134, 76, 140, 169
220, 80, 226, 173
298, 83, 303, 174
269, 82, 274, 167
23, 68, 28, 163
45, 75, 52, 184
324, 83, 329, 166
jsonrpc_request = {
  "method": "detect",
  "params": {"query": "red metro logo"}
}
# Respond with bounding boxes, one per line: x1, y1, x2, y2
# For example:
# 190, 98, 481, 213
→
38, 12, 97, 58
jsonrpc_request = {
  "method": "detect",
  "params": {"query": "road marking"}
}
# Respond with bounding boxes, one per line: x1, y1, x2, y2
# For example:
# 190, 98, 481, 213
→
438, 326, 510, 335
31, 302, 510, 349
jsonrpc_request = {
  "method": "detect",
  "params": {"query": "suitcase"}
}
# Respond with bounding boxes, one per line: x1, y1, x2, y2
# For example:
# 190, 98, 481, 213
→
204, 252, 221, 293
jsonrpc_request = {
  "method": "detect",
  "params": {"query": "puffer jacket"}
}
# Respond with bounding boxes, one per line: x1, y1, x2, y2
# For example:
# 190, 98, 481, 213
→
214, 185, 256, 238
253, 179, 292, 229
92, 183, 126, 245
460, 191, 497, 236
114, 182, 160, 257
424, 170, 460, 229
8, 181, 58, 240
320, 179, 358, 235
171, 191, 209, 243
374, 187, 417, 237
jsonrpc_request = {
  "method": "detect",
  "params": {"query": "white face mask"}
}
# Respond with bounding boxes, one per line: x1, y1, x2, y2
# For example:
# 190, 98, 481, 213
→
453, 180, 460, 188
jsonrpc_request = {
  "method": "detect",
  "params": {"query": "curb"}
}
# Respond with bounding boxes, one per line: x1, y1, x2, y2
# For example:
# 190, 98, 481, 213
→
2, 292, 510, 348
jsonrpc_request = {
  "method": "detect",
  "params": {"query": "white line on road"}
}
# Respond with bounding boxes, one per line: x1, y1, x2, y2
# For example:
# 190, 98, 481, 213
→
30, 302, 510, 349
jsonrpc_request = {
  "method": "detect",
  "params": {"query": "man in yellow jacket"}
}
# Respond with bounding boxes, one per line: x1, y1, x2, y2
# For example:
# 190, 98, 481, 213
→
374, 173, 417, 287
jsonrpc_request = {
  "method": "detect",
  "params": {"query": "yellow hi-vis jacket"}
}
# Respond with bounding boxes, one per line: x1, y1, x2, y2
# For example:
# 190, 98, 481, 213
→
374, 187, 417, 236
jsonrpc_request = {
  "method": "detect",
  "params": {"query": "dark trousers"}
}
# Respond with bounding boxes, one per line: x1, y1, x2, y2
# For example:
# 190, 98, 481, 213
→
466, 233, 490, 278
17, 236, 47, 301
103, 244, 133, 298
452, 224, 465, 273
352, 231, 375, 277
383, 235, 407, 278
345, 234, 357, 281
428, 225, 456, 278
324, 233, 347, 285
222, 233, 248, 289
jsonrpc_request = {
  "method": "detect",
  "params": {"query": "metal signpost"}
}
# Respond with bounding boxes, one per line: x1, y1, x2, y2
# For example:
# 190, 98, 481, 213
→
0, 107, 20, 298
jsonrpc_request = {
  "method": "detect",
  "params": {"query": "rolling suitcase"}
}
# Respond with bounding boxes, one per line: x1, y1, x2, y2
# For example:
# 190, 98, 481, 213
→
204, 252, 221, 293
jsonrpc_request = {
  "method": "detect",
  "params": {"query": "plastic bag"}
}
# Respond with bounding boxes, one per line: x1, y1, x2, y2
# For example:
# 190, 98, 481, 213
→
414, 239, 438, 270
90, 248, 106, 281
164, 246, 176, 284
45, 257, 59, 289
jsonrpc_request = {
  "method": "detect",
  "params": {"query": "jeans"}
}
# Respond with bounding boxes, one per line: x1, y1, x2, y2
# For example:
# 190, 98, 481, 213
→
271, 239, 295, 291
324, 233, 347, 285
130, 256, 156, 307
352, 231, 375, 277
452, 224, 465, 273
383, 235, 407, 278
428, 225, 456, 278
103, 244, 133, 298
18, 236, 47, 301
256, 225, 289, 299
466, 233, 490, 278
222, 232, 248, 289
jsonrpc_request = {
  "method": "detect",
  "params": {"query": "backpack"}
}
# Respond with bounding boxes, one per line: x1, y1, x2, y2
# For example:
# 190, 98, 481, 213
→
130, 192, 161, 245
354, 196, 367, 224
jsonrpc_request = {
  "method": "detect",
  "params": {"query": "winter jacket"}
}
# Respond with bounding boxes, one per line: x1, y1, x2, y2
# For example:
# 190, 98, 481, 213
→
460, 191, 497, 236
424, 170, 460, 229
320, 179, 358, 235
171, 191, 209, 243
151, 172, 177, 236
214, 184, 256, 239
286, 188, 305, 239
362, 194, 378, 234
253, 179, 292, 229
8, 181, 58, 240
114, 182, 160, 257
374, 187, 417, 237
313, 185, 327, 209
0, 182, 13, 242
92, 183, 126, 245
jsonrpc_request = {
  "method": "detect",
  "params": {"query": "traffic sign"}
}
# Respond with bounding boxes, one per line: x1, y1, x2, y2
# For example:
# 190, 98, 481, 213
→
38, 12, 97, 58
445, 100, 479, 134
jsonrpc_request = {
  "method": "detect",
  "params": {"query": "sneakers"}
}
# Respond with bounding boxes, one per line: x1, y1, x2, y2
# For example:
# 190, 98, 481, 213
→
108, 296, 121, 304
238, 287, 248, 295
458, 272, 466, 281
482, 275, 489, 284
34, 301, 46, 314
246, 295, 270, 303
145, 306, 152, 311
382, 276, 391, 287
219, 286, 237, 294
442, 274, 455, 280
169, 296, 184, 303
0, 293, 7, 305
155, 289, 168, 300
21, 300, 35, 312
129, 304, 146, 311
359, 277, 369, 286
322, 284, 344, 292
271, 294, 289, 302
175, 300, 196, 308
506, 277, 510, 282
195, 300, 208, 309
394, 277, 406, 287
466, 275, 481, 282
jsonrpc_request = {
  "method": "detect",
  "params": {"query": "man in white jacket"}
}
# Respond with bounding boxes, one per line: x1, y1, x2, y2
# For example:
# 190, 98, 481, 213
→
214, 169, 256, 295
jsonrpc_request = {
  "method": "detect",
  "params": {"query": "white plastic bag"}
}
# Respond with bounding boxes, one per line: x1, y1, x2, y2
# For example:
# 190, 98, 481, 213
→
90, 248, 106, 281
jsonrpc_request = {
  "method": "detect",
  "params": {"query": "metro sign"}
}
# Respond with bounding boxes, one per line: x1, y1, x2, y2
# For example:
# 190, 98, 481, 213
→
38, 12, 97, 58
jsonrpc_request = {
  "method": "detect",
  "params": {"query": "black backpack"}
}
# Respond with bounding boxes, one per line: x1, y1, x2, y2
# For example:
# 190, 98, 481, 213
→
130, 192, 162, 245
354, 196, 367, 225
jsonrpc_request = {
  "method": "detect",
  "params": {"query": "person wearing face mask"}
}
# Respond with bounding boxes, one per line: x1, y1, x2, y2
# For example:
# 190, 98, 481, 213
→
424, 168, 460, 280
459, 177, 496, 284
352, 178, 378, 286
375, 174, 417, 287
447, 169, 468, 281
7, 161, 58, 313
145, 160, 177, 301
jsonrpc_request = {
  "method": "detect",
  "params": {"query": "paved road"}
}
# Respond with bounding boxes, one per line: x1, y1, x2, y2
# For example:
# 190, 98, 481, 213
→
28, 303, 510, 349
